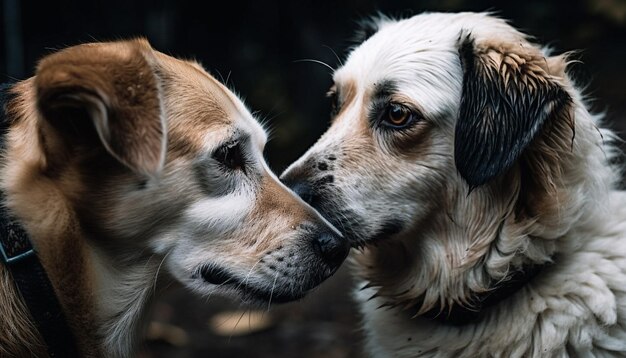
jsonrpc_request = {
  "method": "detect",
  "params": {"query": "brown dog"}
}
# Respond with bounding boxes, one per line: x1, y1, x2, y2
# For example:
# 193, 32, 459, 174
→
0, 38, 348, 357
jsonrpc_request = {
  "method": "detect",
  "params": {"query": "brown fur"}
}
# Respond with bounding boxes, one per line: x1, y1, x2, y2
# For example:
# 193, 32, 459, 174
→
36, 39, 165, 175
0, 266, 47, 356
1, 38, 345, 357
1, 39, 164, 357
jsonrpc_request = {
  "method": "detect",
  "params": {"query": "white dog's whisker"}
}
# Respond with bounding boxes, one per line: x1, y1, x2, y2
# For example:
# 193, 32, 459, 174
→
322, 44, 344, 66
293, 58, 335, 72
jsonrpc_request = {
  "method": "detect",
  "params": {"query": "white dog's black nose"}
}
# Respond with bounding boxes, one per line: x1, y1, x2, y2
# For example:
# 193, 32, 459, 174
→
281, 169, 320, 207
290, 181, 318, 206
312, 231, 349, 267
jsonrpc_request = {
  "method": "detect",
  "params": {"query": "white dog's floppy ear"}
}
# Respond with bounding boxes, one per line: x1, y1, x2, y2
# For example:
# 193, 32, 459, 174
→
454, 33, 571, 188
35, 39, 166, 176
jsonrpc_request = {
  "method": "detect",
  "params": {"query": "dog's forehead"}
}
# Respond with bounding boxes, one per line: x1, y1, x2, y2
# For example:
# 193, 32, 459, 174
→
333, 12, 525, 116
155, 53, 267, 151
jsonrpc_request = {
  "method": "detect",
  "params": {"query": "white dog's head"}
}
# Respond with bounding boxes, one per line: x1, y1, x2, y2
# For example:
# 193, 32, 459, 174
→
282, 13, 615, 313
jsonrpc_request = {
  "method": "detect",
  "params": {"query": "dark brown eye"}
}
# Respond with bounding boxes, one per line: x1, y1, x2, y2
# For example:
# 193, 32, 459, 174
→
383, 103, 413, 127
213, 141, 246, 173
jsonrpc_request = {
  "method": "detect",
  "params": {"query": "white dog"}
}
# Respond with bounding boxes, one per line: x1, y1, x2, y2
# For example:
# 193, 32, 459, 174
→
282, 12, 626, 357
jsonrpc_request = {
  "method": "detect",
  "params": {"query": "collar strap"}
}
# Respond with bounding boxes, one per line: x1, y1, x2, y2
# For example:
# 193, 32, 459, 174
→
419, 263, 545, 326
0, 83, 80, 357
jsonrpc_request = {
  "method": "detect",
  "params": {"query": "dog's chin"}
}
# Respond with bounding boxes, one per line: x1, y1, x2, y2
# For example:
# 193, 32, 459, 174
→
310, 204, 369, 248
197, 266, 306, 304
323, 209, 404, 249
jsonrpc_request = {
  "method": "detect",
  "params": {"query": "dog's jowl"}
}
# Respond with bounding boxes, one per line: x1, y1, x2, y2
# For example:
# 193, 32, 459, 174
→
282, 12, 626, 357
0, 39, 348, 357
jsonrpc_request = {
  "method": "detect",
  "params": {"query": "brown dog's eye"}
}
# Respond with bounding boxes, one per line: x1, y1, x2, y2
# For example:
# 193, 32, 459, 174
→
214, 141, 246, 173
382, 103, 414, 128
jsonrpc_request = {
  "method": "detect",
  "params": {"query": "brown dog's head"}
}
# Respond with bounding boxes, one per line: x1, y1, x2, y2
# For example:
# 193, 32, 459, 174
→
6, 39, 348, 306
281, 13, 613, 312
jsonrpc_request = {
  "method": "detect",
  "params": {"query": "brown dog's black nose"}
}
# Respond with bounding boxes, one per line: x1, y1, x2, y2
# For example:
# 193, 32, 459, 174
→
312, 231, 350, 268
282, 170, 347, 266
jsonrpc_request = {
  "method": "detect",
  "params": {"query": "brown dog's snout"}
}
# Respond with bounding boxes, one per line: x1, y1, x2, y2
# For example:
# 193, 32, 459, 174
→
281, 164, 348, 266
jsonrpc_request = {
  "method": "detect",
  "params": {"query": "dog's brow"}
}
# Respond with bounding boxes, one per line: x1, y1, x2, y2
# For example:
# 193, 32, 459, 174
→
367, 80, 399, 123
219, 131, 250, 151
373, 80, 398, 99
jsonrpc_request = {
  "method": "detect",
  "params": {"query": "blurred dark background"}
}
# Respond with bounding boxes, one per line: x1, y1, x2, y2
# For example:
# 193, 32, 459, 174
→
2, 1, 625, 357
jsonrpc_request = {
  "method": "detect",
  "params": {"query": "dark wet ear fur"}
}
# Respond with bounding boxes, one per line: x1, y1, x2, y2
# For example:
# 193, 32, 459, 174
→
35, 39, 165, 177
351, 14, 389, 46
454, 34, 572, 188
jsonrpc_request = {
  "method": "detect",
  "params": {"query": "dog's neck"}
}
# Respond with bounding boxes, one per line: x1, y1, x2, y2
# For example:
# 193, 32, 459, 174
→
9, 173, 161, 358
0, 81, 161, 357
0, 81, 94, 355
354, 182, 555, 323
417, 260, 547, 325
90, 251, 165, 357
355, 177, 598, 325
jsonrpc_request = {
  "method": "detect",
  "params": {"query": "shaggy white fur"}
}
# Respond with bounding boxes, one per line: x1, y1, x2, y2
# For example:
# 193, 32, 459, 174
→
282, 12, 626, 357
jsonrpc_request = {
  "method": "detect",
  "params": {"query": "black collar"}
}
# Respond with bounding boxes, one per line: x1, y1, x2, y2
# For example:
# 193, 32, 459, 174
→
0, 83, 80, 357
418, 262, 545, 326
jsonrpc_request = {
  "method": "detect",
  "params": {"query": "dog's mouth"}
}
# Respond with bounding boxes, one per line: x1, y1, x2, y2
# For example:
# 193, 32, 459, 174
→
319, 205, 404, 248
198, 266, 305, 303
200, 266, 233, 285
296, 187, 403, 248
340, 220, 404, 249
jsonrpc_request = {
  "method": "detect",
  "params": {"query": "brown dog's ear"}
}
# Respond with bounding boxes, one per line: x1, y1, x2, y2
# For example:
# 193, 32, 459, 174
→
454, 34, 571, 188
35, 39, 165, 176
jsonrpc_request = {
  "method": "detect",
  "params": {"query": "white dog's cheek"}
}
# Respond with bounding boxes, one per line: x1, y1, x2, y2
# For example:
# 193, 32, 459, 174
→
342, 162, 436, 227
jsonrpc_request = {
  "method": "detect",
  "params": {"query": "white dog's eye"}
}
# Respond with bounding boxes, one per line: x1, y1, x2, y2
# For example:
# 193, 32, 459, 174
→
382, 103, 414, 128
327, 88, 339, 117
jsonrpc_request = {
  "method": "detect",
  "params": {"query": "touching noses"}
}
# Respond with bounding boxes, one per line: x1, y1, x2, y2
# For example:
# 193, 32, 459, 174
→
281, 167, 348, 268
311, 229, 349, 268
281, 165, 319, 207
